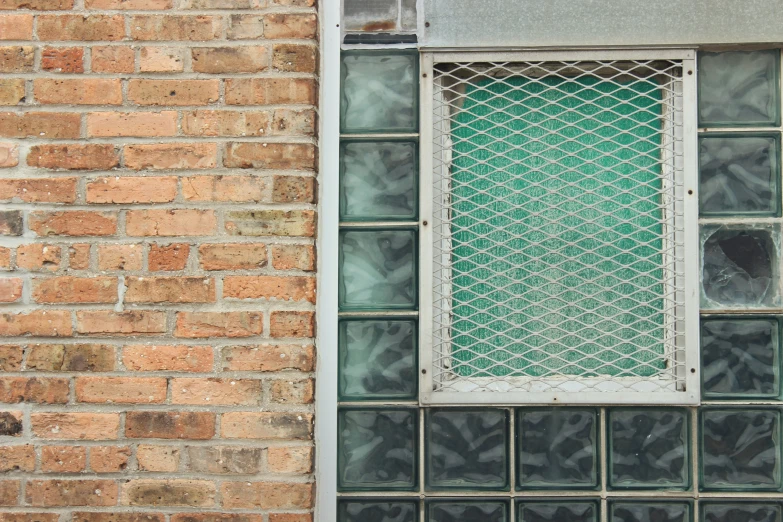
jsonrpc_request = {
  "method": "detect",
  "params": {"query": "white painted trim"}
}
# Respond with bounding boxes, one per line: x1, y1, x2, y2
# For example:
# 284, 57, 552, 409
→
315, 0, 340, 519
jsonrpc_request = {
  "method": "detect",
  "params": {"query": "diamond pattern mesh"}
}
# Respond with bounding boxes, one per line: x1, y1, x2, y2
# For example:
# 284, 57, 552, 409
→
430, 59, 687, 396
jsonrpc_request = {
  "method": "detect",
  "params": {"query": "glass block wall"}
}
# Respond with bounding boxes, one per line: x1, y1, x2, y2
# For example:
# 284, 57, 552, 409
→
337, 48, 783, 522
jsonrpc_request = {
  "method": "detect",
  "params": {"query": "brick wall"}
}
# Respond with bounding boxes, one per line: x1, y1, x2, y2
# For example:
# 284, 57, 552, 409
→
0, 0, 318, 518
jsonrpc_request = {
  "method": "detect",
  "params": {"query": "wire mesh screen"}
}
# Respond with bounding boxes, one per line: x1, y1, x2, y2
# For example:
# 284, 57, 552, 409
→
429, 58, 689, 399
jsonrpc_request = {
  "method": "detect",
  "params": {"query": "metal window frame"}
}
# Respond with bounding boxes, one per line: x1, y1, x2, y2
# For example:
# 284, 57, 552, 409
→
419, 49, 702, 406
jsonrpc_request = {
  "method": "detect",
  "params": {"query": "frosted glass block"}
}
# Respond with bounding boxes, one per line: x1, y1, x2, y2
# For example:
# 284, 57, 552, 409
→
608, 409, 690, 489
339, 319, 417, 400
700, 408, 781, 491
699, 50, 780, 126
340, 140, 418, 221
428, 501, 509, 522
425, 409, 509, 490
341, 52, 418, 133
339, 229, 417, 311
699, 135, 780, 216
701, 318, 780, 399
338, 500, 419, 522
338, 408, 418, 491
343, 0, 399, 32
610, 502, 691, 522
517, 408, 599, 489
518, 501, 599, 522
401, 0, 417, 30
701, 503, 782, 522
701, 225, 780, 308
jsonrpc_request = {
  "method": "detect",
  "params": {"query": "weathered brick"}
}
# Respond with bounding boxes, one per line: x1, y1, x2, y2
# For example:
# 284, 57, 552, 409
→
0, 211, 22, 236
34, 79, 121, 105
97, 244, 143, 270
15, 245, 61, 272
125, 143, 217, 170
0, 15, 33, 40
127, 210, 216, 237
225, 78, 315, 105
0, 278, 22, 302
0, 480, 20, 507
191, 46, 268, 74
31, 412, 120, 440
87, 177, 178, 204
30, 211, 117, 237
76, 311, 166, 335
148, 243, 189, 271
225, 210, 315, 237
123, 345, 213, 372
126, 411, 214, 440
272, 44, 316, 73
91, 46, 134, 73
268, 515, 312, 522
0, 112, 81, 139
0, 445, 34, 472
271, 108, 316, 136
221, 344, 314, 372
172, 514, 263, 522
41, 446, 86, 473
223, 276, 315, 302
182, 110, 270, 137
139, 47, 185, 73
37, 15, 124, 41
76, 377, 167, 404
199, 243, 267, 270
221, 412, 312, 440
136, 445, 180, 472
0, 79, 25, 105
0, 178, 77, 203
128, 79, 219, 106
220, 482, 313, 509
41, 47, 84, 73
171, 378, 261, 405
175, 312, 263, 338
68, 244, 91, 269
0, 377, 69, 404
270, 378, 313, 404
0, 0, 72, 9
186, 446, 262, 474
263, 14, 317, 39
28, 145, 119, 171
0, 46, 34, 73
123, 480, 215, 507
89, 446, 130, 472
273, 176, 316, 203
183, 175, 266, 202
0, 142, 18, 167
224, 143, 315, 170
271, 245, 314, 271
33, 276, 117, 304
0, 311, 72, 337
270, 311, 315, 338
131, 16, 221, 41
125, 276, 215, 303
74, 513, 164, 522
226, 15, 263, 40
0, 514, 61, 522
25, 480, 118, 507
26, 344, 116, 372
86, 0, 172, 8
0, 247, 9, 269
87, 112, 178, 138
267, 446, 312, 474
0, 411, 23, 437
0, 346, 23, 371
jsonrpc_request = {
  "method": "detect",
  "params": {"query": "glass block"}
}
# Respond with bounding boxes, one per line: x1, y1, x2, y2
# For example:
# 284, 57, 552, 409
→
339, 229, 417, 311
401, 0, 417, 30
338, 319, 417, 401
610, 502, 691, 522
700, 408, 781, 491
701, 503, 782, 522
608, 408, 690, 489
427, 500, 509, 522
341, 51, 418, 133
699, 134, 780, 216
518, 501, 599, 522
517, 408, 599, 489
340, 140, 418, 221
701, 225, 781, 308
338, 500, 419, 522
425, 409, 509, 490
343, 0, 399, 32
701, 318, 780, 399
338, 408, 418, 491
698, 50, 781, 126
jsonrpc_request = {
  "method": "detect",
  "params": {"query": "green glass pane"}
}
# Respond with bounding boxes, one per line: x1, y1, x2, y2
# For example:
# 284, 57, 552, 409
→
338, 500, 419, 522
339, 319, 417, 401
701, 318, 780, 399
700, 408, 782, 491
339, 229, 417, 311
341, 51, 418, 133
699, 134, 780, 217
610, 502, 691, 522
518, 501, 599, 522
338, 408, 418, 491
701, 503, 782, 522
425, 409, 509, 490
698, 50, 780, 127
608, 408, 690, 489
427, 501, 509, 522
517, 408, 599, 490
340, 140, 418, 221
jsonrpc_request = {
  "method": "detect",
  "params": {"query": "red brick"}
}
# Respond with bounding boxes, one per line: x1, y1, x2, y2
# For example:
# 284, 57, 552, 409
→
0, 480, 20, 507
182, 175, 267, 202
221, 412, 312, 440
86, 0, 172, 7
172, 515, 262, 522
0, 46, 34, 73
91, 46, 134, 73
0, 178, 77, 203
41, 47, 84, 73
0, 377, 69, 404
37, 15, 124, 41
269, 515, 312, 522
182, 110, 270, 137
175, 312, 263, 338
25, 480, 118, 507
198, 243, 267, 270
271, 245, 314, 271
97, 244, 143, 270
28, 145, 119, 171
125, 276, 215, 303
87, 112, 178, 138
127, 210, 216, 237
0, 15, 33, 40
76, 377, 167, 404
0, 445, 34, 472
0, 247, 9, 269
221, 344, 314, 372
123, 345, 213, 372
272, 44, 316, 73
171, 378, 261, 405
267, 446, 312, 473
270, 311, 314, 338
263, 14, 317, 39
125, 411, 214, 439
87, 176, 178, 203
125, 143, 217, 170
0, 278, 22, 302
31, 412, 120, 440
0, 0, 72, 9
89, 446, 130, 472
128, 79, 219, 106
122, 480, 215, 507
32, 276, 117, 304
76, 311, 166, 335
225, 78, 315, 105
191, 46, 268, 73
41, 446, 86, 472
34, 79, 121, 105
0, 142, 17, 166
270, 378, 313, 404
136, 445, 179, 472
272, 175, 315, 203
131, 16, 221, 41
0, 311, 72, 337
0, 346, 22, 371
68, 244, 91, 269
73, 514, 164, 522
224, 143, 315, 170
271, 108, 316, 136
0, 79, 27, 106
220, 482, 312, 509
0, 514, 61, 522
139, 47, 185, 73
223, 276, 315, 302
148, 243, 189, 271
30, 211, 116, 236
0, 112, 81, 139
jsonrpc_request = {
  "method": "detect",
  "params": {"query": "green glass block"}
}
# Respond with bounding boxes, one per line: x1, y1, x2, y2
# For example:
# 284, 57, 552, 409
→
608, 408, 690, 489
338, 408, 418, 491
341, 51, 418, 133
698, 50, 781, 127
425, 409, 509, 491
699, 134, 780, 217
517, 408, 599, 490
701, 502, 782, 522
427, 500, 509, 522
339, 229, 417, 311
701, 318, 780, 399
610, 502, 691, 522
701, 225, 781, 309
338, 499, 419, 522
340, 140, 418, 221
700, 408, 782, 491
518, 501, 599, 522
339, 319, 417, 401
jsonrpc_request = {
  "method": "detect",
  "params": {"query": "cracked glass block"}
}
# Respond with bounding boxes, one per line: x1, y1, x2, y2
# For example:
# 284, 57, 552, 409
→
518, 501, 599, 522
608, 409, 690, 489
699, 50, 781, 126
700, 408, 781, 490
517, 408, 599, 489
340, 140, 418, 221
341, 52, 418, 133
699, 135, 780, 216
701, 318, 780, 399
701, 225, 780, 308
343, 0, 399, 32
338, 408, 417, 491
339, 500, 419, 522
339, 319, 417, 401
339, 229, 417, 311
428, 501, 509, 522
701, 503, 782, 522
425, 409, 509, 490
610, 502, 691, 522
